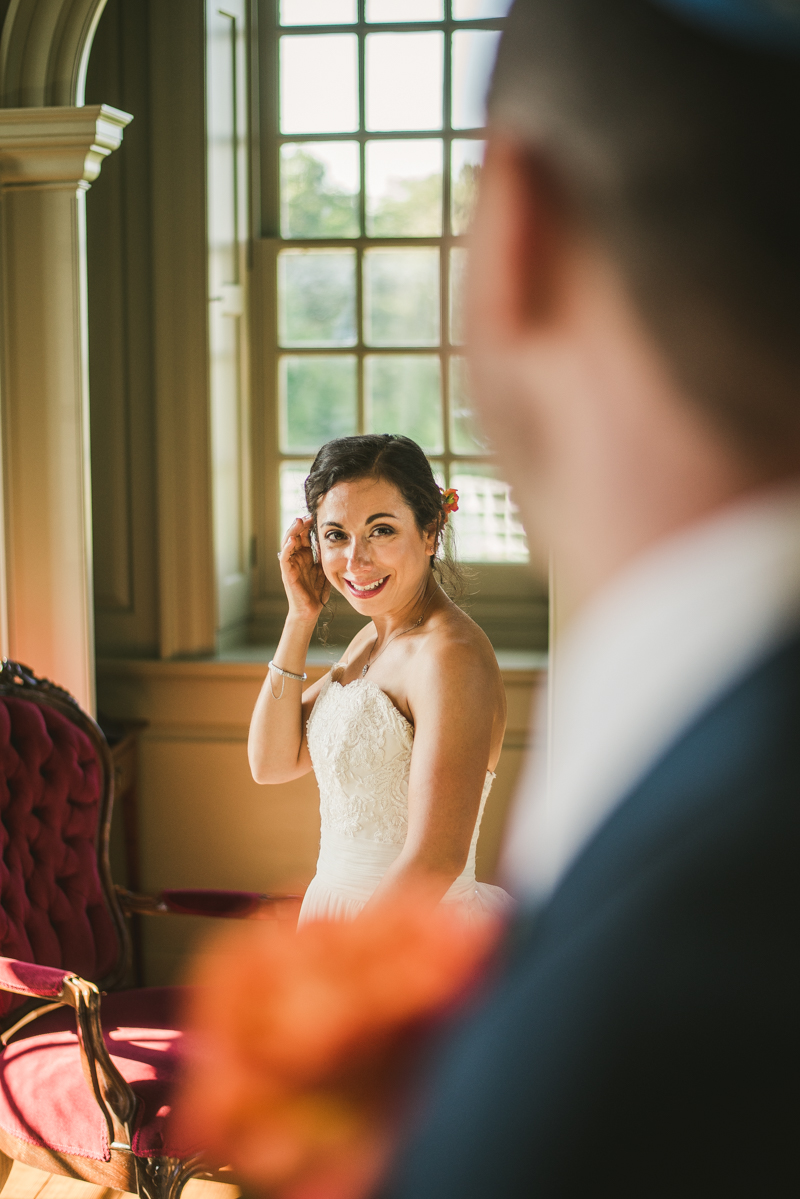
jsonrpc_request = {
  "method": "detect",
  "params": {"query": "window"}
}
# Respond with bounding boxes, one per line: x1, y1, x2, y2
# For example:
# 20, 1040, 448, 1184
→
256, 1, 545, 647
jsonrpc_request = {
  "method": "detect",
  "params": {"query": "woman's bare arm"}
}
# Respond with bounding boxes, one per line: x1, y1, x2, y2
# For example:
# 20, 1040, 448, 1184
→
248, 622, 326, 784
366, 636, 506, 908
248, 516, 329, 784
249, 620, 376, 783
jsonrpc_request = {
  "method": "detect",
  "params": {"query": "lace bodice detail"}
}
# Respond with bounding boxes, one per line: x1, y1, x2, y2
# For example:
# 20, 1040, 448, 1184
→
306, 673, 494, 847
300, 671, 512, 925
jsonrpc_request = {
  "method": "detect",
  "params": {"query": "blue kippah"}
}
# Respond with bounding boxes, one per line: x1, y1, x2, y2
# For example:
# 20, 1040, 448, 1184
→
650, 0, 800, 53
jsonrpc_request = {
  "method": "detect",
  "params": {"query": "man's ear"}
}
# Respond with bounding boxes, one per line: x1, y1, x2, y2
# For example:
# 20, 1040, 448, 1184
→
466, 136, 566, 345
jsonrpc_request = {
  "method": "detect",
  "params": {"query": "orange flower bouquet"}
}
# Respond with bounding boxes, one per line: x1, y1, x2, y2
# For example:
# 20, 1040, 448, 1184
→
172, 898, 502, 1199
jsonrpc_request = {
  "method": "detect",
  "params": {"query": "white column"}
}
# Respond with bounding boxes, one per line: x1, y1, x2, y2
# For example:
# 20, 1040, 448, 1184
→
0, 104, 131, 712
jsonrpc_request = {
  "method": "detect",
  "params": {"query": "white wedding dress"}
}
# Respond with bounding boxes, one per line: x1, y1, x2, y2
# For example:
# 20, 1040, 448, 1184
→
299, 671, 514, 923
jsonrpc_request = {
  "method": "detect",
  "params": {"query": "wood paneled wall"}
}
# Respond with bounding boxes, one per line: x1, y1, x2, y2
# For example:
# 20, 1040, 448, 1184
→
86, 0, 159, 657
97, 660, 542, 984
86, 0, 216, 660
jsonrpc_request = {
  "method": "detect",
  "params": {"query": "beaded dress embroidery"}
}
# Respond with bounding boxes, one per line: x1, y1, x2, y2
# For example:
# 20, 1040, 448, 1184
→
299, 672, 513, 923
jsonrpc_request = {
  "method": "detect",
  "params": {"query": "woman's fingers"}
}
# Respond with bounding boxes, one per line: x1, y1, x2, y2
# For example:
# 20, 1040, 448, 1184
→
279, 518, 306, 558
280, 517, 313, 555
296, 516, 314, 549
279, 533, 324, 589
275, 516, 327, 619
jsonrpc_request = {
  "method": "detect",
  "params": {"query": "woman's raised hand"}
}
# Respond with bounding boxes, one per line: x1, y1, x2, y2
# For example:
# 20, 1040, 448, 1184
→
278, 516, 331, 623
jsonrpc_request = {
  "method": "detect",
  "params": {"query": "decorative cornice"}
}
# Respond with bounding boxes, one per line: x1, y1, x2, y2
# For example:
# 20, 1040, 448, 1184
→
0, 102, 131, 185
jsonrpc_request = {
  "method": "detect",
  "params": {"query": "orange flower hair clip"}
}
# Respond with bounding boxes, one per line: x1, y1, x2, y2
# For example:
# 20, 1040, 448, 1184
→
440, 487, 459, 514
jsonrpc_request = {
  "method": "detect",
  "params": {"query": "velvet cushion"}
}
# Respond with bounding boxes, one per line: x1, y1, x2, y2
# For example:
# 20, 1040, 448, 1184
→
0, 695, 118, 1021
0, 987, 194, 1160
0, 956, 70, 999
0, 697, 119, 1018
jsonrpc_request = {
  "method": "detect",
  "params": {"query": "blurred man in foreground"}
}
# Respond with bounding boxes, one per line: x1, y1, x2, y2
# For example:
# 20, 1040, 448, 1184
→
380, 1, 800, 1194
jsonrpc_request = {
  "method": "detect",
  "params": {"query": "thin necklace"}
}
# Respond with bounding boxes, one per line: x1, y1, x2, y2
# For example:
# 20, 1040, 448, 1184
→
361, 583, 439, 678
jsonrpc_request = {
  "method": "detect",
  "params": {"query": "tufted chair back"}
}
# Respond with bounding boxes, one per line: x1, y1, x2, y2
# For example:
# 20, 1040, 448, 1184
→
0, 661, 127, 1020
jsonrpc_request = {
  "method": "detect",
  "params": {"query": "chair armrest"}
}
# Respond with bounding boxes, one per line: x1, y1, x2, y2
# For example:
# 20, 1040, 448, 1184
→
0, 956, 71, 1000
0, 958, 137, 1151
115, 885, 298, 919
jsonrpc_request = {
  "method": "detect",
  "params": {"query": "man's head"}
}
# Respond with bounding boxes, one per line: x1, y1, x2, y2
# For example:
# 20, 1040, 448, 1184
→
467, 0, 800, 615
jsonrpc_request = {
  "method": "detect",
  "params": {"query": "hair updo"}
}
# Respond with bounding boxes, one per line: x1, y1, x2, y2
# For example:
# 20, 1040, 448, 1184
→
304, 434, 463, 590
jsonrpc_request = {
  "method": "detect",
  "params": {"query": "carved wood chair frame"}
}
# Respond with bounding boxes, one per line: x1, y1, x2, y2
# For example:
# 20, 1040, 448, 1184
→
0, 660, 269, 1199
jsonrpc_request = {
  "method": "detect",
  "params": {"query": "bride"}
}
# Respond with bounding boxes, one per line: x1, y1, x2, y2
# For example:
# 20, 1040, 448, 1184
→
248, 433, 512, 923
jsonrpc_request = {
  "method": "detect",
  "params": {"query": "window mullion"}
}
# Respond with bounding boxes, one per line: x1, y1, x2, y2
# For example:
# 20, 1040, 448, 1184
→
357, 246, 365, 434
357, 0, 366, 435
442, 4, 453, 463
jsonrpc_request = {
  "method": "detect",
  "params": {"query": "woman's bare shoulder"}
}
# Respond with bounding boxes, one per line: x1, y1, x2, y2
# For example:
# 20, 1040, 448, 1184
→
405, 602, 506, 748
420, 599, 502, 687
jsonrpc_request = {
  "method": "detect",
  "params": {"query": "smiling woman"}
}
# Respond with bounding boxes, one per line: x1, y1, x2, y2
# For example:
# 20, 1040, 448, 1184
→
248, 433, 513, 923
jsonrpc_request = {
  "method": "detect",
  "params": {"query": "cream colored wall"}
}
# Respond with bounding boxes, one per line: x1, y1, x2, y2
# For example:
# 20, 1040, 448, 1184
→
97, 660, 542, 985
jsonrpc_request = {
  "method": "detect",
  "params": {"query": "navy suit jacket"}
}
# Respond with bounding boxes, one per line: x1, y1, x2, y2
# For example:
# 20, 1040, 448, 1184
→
380, 632, 800, 1197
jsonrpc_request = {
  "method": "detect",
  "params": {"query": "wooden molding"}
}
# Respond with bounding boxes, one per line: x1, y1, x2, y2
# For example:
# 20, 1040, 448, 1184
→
86, 0, 161, 656
96, 655, 542, 746
0, 0, 110, 108
149, 0, 215, 658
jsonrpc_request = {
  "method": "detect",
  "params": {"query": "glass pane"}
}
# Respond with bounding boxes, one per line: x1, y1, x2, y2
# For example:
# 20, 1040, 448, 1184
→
366, 0, 443, 19
453, 0, 511, 17
449, 356, 489, 453
279, 460, 313, 543
281, 35, 358, 134
281, 0, 356, 23
280, 355, 357, 452
365, 355, 443, 452
366, 32, 443, 131
278, 249, 357, 347
451, 139, 484, 235
364, 249, 440, 346
449, 466, 528, 562
452, 29, 501, 129
366, 140, 443, 237
449, 246, 467, 345
281, 142, 360, 238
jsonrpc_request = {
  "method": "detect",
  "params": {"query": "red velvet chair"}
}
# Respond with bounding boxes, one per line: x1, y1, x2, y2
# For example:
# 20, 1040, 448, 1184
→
0, 659, 285, 1199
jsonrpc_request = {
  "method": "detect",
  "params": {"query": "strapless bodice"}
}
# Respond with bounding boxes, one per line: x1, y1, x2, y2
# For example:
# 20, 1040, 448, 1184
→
300, 673, 510, 923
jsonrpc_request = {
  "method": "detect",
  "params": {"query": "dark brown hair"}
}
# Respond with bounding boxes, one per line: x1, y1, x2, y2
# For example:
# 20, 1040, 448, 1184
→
304, 434, 463, 592
490, 0, 800, 459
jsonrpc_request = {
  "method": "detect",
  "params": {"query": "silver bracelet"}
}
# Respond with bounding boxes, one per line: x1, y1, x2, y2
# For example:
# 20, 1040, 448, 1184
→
268, 660, 307, 682
268, 659, 307, 701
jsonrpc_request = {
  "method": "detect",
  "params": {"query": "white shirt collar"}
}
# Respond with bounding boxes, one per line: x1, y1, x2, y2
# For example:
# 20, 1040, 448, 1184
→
503, 485, 800, 901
